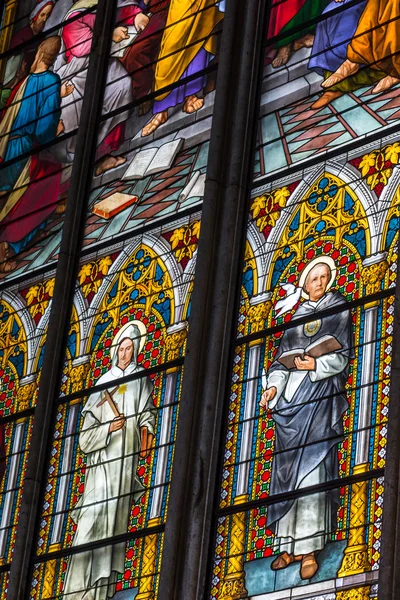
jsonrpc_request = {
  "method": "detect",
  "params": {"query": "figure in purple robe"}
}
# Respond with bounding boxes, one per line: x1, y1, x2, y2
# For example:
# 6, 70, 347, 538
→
308, 0, 383, 109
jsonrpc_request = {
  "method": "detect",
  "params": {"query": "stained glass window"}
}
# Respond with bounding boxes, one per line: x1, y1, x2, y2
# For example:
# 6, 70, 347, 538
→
2, 1, 400, 599
210, 2, 400, 596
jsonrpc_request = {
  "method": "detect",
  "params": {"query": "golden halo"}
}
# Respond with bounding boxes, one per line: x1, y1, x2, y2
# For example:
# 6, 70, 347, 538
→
298, 256, 336, 299
110, 320, 147, 359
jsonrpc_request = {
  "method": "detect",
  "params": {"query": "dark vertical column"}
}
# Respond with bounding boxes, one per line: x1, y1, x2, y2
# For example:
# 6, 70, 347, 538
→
7, 1, 117, 597
158, 1, 267, 599
379, 283, 400, 597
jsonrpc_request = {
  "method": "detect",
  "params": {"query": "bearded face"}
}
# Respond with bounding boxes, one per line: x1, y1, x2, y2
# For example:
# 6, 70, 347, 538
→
30, 4, 53, 35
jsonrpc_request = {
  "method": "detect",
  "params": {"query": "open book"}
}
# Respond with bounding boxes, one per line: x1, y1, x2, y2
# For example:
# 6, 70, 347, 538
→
278, 334, 342, 370
122, 139, 184, 181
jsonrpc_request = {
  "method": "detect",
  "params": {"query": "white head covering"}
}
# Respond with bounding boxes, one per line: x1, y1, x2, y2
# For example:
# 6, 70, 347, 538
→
111, 321, 147, 367
274, 256, 336, 317
30, 0, 55, 21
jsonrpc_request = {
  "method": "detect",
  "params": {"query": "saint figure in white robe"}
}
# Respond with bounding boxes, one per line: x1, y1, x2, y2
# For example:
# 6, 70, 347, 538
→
63, 322, 155, 599
260, 258, 352, 580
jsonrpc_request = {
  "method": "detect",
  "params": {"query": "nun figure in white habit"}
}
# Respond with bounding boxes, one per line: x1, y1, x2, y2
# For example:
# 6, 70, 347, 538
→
63, 322, 156, 600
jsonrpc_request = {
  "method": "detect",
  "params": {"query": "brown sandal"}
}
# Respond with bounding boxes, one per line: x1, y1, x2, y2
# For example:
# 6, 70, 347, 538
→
271, 551, 296, 570
300, 553, 318, 579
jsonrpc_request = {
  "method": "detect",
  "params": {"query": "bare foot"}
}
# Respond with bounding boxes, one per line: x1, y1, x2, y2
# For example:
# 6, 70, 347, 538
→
142, 111, 168, 137
0, 242, 16, 273
372, 75, 400, 94
272, 44, 292, 68
183, 94, 204, 114
311, 90, 343, 109
322, 59, 359, 88
54, 199, 67, 215
293, 33, 314, 51
95, 155, 127, 177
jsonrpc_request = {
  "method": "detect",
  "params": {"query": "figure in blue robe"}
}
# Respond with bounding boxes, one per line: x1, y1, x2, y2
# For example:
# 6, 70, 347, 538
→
0, 71, 61, 194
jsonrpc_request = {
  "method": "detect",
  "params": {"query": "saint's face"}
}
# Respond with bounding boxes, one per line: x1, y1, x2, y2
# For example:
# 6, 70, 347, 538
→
31, 4, 53, 35
304, 264, 331, 302
117, 338, 134, 371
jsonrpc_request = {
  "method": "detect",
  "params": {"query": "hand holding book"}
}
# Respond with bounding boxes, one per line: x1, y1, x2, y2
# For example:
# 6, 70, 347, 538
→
278, 335, 342, 370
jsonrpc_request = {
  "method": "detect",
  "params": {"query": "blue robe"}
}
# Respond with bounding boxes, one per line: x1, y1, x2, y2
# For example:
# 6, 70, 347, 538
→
267, 291, 353, 530
0, 71, 61, 193
308, 0, 367, 74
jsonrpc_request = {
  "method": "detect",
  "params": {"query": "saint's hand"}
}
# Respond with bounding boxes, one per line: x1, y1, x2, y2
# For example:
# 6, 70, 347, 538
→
109, 414, 126, 433
113, 26, 130, 43
56, 120, 65, 136
294, 355, 316, 371
135, 12, 149, 32
260, 387, 277, 409
61, 81, 74, 98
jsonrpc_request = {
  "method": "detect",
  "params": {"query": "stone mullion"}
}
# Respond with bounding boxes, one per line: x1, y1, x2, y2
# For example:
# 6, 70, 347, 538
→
7, 1, 118, 597
157, 1, 268, 598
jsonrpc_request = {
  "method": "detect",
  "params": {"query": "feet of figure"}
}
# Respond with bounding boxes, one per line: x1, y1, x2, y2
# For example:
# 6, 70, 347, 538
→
271, 552, 301, 570
322, 60, 359, 88
293, 33, 315, 51
311, 90, 343, 109
54, 198, 68, 215
142, 111, 168, 137
0, 242, 16, 273
372, 75, 400, 95
272, 44, 292, 68
138, 99, 153, 117
183, 94, 204, 114
300, 553, 318, 580
95, 155, 127, 177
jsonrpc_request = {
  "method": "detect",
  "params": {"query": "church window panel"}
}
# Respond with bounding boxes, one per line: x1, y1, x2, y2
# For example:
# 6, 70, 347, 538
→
30, 530, 164, 599
0, 1, 224, 281
258, 0, 400, 176
211, 477, 382, 600
211, 123, 398, 598
220, 295, 390, 507
0, 416, 33, 566
31, 206, 198, 596
60, 212, 198, 394
37, 364, 182, 556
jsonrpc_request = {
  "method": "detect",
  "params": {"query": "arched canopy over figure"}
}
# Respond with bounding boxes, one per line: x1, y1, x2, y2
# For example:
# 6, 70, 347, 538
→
63, 322, 156, 600
260, 257, 353, 580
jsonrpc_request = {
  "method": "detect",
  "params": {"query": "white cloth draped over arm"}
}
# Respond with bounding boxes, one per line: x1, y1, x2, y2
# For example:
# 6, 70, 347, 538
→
79, 410, 111, 454
309, 352, 348, 382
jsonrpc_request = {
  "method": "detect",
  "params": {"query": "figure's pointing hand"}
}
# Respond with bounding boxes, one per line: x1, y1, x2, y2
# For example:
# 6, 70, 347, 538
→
260, 387, 277, 409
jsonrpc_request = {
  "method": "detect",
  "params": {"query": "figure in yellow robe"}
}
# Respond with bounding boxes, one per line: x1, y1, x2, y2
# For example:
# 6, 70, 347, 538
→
322, 0, 400, 95
142, 0, 224, 136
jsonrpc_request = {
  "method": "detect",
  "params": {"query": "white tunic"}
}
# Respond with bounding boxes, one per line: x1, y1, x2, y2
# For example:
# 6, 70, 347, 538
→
63, 363, 155, 599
